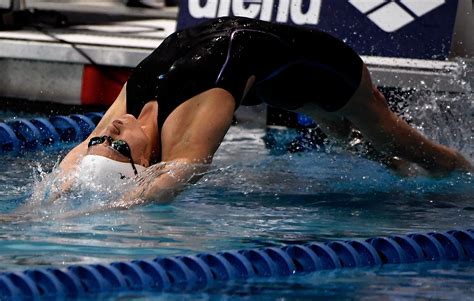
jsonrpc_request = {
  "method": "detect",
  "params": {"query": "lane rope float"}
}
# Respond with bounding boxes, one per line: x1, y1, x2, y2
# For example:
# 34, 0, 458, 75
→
0, 229, 472, 299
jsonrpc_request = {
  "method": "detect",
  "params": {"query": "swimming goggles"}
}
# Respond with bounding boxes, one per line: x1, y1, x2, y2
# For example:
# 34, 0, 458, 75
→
87, 135, 138, 175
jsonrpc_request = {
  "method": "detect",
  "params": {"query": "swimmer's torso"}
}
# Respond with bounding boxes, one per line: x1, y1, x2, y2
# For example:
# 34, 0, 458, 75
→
126, 17, 363, 127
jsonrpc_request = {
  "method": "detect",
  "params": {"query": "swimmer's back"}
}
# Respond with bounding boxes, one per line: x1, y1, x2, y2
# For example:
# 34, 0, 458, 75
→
126, 17, 363, 125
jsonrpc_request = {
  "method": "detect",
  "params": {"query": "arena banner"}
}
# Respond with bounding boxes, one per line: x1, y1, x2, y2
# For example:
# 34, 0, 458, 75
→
177, 0, 459, 59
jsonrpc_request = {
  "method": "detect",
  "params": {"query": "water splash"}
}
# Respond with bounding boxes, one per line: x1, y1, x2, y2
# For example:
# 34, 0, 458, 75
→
8, 159, 214, 221
396, 59, 473, 159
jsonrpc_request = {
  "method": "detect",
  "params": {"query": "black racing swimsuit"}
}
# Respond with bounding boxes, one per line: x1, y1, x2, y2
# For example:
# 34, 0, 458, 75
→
126, 17, 363, 128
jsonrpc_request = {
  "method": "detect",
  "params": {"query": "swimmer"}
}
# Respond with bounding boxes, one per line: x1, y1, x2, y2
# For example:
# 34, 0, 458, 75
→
57, 16, 472, 206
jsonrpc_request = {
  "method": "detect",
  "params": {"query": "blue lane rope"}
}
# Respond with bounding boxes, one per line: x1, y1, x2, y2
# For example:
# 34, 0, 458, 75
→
0, 113, 104, 154
0, 229, 473, 299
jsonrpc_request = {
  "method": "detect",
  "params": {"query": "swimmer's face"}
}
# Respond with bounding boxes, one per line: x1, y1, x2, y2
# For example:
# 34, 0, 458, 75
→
87, 114, 152, 167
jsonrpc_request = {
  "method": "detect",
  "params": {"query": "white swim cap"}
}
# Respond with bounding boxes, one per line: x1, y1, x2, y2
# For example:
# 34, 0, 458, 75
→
75, 155, 146, 188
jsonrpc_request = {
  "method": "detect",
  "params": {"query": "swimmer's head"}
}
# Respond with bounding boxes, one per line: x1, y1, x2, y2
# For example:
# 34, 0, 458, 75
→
78, 132, 145, 184
87, 135, 139, 174
103, 115, 151, 162
76, 154, 146, 188
77, 124, 148, 187
76, 105, 159, 187
91, 111, 159, 167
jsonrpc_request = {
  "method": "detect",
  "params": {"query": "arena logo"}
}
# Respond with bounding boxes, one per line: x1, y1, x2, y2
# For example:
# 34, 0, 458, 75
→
348, 0, 446, 32
188, 0, 323, 25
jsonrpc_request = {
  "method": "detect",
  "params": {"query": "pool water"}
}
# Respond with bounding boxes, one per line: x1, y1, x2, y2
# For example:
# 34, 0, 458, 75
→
0, 89, 473, 300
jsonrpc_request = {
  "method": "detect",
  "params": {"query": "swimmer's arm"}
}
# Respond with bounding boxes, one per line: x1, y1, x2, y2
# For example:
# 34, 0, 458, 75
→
110, 88, 235, 207
143, 159, 208, 203
110, 158, 209, 208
